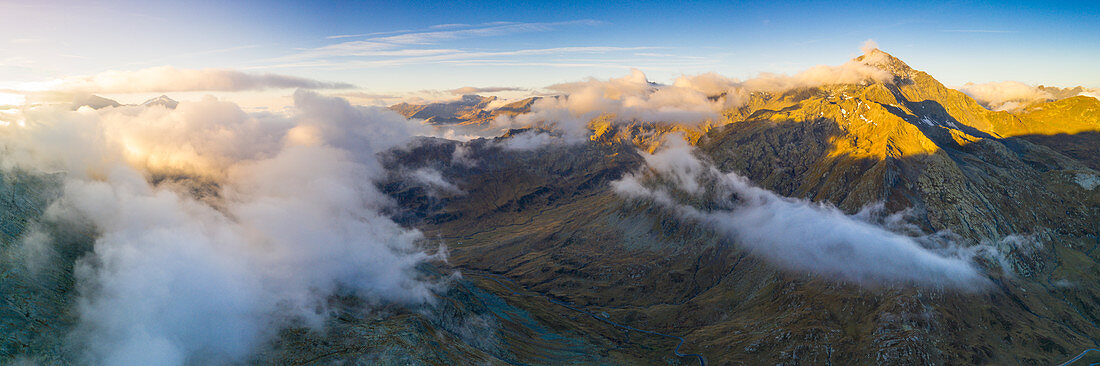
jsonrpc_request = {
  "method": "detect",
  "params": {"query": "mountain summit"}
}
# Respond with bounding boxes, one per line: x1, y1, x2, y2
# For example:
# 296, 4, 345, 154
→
71, 94, 121, 110
140, 95, 178, 109
856, 48, 916, 77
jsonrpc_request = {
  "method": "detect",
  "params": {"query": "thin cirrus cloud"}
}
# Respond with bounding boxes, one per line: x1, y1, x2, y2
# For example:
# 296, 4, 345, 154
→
324, 20, 597, 43
324, 21, 524, 40
289, 20, 609, 61
940, 29, 1018, 33
261, 46, 672, 71
256, 20, 707, 71
371, 20, 603, 44
326, 29, 414, 39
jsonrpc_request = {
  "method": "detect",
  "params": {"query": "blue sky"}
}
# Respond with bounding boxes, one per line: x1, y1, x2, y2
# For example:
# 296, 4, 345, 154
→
1, 0, 1097, 105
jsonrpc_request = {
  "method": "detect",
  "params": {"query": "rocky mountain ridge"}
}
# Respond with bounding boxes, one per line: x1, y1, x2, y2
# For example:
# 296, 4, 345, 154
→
375, 48, 1100, 364
390, 95, 539, 125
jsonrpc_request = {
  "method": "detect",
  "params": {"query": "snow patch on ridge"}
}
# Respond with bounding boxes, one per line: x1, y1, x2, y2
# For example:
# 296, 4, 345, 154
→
1076, 173, 1100, 190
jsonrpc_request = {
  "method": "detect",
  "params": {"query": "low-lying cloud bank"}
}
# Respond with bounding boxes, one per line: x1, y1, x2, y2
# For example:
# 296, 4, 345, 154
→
0, 91, 445, 364
957, 81, 1098, 111
611, 136, 994, 290
7, 66, 354, 105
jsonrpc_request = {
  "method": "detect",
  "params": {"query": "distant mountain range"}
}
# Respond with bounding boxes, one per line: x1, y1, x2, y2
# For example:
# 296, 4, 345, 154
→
72, 94, 178, 110
390, 94, 538, 125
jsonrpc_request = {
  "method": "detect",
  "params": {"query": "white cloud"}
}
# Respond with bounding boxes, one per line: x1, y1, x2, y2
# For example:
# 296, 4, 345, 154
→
1, 91, 441, 365
958, 81, 1052, 111
370, 20, 602, 45
941, 29, 1018, 33
611, 135, 994, 290
860, 39, 879, 54
498, 130, 563, 150
408, 167, 463, 196
27, 66, 352, 97
957, 81, 1097, 111
286, 20, 609, 63
271, 45, 655, 69
671, 72, 741, 97
507, 69, 723, 137
251, 18, 679, 73
739, 59, 892, 92
4, 96, 291, 178
0, 91, 24, 105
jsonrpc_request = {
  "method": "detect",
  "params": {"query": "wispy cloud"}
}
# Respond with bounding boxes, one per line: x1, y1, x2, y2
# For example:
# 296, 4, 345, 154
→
428, 23, 472, 29
326, 29, 413, 39
323, 20, 598, 43
255, 46, 663, 70
940, 29, 1018, 33
325, 20, 541, 40
372, 20, 602, 45
267, 20, 618, 69
293, 42, 460, 59
250, 19, 721, 78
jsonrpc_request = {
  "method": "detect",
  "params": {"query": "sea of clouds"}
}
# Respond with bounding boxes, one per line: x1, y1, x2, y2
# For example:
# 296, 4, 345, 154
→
1, 91, 447, 365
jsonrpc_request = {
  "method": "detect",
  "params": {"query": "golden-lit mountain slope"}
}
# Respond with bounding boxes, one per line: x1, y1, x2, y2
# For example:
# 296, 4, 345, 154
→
375, 49, 1100, 365
694, 49, 1098, 241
